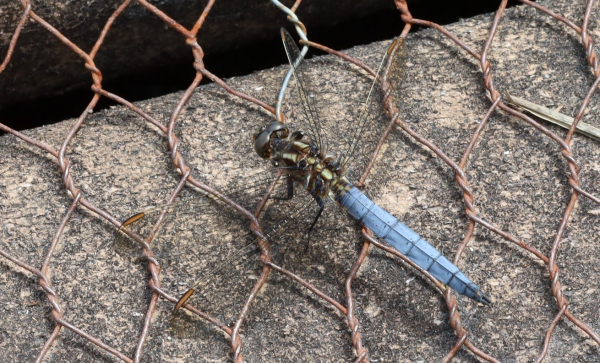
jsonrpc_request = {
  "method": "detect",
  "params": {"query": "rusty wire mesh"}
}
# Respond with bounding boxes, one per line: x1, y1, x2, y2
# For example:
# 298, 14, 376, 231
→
1, 0, 600, 361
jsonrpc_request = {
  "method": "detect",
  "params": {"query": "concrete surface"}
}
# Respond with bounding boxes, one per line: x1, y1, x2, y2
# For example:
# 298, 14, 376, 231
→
1, 1, 600, 362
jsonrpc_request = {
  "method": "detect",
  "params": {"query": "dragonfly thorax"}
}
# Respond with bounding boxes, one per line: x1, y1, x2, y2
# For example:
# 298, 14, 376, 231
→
253, 121, 350, 199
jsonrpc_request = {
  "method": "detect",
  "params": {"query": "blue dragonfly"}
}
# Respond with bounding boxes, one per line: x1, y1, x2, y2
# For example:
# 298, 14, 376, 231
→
249, 29, 489, 305
119, 29, 489, 316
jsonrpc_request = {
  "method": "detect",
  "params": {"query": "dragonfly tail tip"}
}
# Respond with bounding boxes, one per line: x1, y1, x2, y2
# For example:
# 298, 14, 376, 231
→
476, 291, 491, 305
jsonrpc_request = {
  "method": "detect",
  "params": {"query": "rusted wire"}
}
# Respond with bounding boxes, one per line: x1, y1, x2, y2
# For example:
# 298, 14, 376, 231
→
0, 0, 599, 362
394, 0, 600, 361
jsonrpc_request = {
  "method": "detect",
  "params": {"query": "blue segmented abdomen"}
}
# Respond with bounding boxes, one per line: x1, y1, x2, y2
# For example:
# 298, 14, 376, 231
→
338, 186, 489, 304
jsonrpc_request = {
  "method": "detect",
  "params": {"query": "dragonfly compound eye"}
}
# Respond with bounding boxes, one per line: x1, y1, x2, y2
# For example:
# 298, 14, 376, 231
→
253, 121, 289, 159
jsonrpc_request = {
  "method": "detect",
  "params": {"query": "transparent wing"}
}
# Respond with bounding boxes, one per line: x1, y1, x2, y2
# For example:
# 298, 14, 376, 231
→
167, 193, 326, 338
341, 38, 408, 184
116, 171, 323, 260
281, 28, 327, 154
114, 173, 283, 255
115, 172, 327, 338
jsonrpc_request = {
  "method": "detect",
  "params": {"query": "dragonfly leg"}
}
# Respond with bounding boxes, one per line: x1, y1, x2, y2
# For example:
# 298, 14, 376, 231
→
272, 176, 294, 200
301, 194, 324, 253
306, 193, 325, 242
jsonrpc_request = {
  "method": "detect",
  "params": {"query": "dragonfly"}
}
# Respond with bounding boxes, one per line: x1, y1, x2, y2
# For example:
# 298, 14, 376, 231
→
119, 29, 489, 321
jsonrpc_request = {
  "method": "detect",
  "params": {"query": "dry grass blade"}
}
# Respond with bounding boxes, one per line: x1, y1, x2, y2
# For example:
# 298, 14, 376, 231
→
505, 93, 600, 142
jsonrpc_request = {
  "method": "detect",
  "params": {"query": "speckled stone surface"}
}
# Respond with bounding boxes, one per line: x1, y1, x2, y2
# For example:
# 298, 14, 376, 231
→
1, 1, 600, 362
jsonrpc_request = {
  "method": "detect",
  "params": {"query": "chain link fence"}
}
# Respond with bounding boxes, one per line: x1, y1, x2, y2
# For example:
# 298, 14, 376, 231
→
1, 0, 600, 361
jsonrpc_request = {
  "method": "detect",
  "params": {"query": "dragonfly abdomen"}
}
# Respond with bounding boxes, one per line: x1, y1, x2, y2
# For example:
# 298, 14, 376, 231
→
338, 187, 489, 304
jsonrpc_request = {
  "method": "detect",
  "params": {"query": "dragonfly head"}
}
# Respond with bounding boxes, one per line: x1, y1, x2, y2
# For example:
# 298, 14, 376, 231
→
253, 121, 289, 158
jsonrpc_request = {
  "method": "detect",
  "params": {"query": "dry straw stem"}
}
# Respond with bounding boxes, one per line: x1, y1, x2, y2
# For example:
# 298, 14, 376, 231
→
505, 93, 600, 142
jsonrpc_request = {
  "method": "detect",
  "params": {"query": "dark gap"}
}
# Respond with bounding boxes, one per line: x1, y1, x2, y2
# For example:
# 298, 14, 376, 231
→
1, 0, 522, 132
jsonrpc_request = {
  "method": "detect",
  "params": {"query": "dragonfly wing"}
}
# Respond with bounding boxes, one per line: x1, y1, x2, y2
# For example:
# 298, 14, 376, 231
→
281, 28, 328, 154
116, 172, 327, 338
115, 171, 285, 255
341, 38, 408, 185
169, 187, 325, 338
